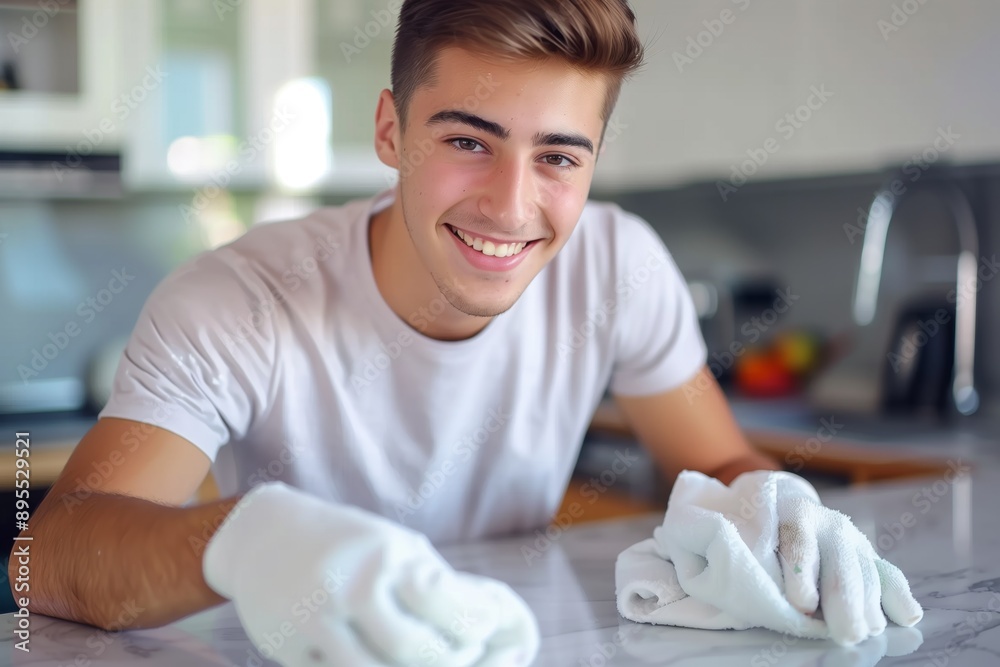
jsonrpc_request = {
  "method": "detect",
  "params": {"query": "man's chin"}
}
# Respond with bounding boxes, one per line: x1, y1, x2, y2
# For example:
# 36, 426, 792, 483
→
435, 279, 523, 318
431, 259, 538, 318
446, 293, 519, 318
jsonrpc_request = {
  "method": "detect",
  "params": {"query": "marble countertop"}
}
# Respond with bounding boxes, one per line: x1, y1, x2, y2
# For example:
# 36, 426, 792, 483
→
726, 398, 1000, 463
2, 465, 999, 666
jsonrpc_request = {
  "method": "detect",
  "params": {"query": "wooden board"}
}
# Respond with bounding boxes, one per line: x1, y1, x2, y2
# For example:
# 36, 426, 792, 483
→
2, 400, 961, 525
590, 399, 960, 485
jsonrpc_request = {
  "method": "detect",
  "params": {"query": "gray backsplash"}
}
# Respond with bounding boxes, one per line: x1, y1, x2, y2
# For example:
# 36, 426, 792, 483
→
1, 164, 997, 415
0, 194, 238, 411
597, 164, 999, 413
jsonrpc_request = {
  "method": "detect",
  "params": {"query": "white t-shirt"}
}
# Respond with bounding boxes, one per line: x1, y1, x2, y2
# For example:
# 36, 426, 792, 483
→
100, 188, 706, 543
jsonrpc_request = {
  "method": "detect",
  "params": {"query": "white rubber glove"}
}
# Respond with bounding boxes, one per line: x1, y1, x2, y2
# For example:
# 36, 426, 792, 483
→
203, 482, 539, 667
734, 471, 924, 645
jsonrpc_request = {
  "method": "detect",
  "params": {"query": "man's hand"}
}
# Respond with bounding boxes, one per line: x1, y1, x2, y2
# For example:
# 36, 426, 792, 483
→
203, 483, 539, 667
614, 366, 782, 485
741, 471, 924, 645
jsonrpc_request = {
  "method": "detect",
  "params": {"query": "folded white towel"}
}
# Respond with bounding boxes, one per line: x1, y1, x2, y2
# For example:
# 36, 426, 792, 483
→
616, 470, 832, 640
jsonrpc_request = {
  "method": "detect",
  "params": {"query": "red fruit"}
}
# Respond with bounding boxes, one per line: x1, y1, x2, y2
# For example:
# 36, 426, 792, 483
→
735, 352, 797, 397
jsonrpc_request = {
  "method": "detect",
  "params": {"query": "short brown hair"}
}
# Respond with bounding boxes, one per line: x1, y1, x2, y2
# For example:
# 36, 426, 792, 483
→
391, 0, 643, 138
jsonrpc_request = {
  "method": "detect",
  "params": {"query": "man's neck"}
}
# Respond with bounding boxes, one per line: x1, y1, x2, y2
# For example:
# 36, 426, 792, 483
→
368, 201, 493, 341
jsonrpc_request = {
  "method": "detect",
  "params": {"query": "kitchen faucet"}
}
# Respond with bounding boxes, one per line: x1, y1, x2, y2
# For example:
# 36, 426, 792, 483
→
851, 171, 980, 416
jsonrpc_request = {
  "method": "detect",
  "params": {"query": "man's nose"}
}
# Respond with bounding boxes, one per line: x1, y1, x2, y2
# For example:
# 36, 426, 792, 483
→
478, 161, 538, 231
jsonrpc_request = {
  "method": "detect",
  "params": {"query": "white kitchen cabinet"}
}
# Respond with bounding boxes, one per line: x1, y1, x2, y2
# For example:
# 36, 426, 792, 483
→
122, 0, 246, 189
595, 0, 804, 189
121, 0, 396, 194
13, 1, 992, 192
793, 0, 1000, 171
594, 0, 1000, 190
0, 0, 125, 151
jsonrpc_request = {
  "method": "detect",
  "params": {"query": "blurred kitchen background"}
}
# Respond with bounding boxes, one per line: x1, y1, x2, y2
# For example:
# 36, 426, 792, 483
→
1, 0, 999, 566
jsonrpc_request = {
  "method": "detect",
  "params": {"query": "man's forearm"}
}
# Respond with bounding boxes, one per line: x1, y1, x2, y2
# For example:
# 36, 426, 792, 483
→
10, 490, 240, 630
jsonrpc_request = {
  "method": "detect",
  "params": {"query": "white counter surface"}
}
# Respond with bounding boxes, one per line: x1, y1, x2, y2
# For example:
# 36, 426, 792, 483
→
2, 465, 999, 666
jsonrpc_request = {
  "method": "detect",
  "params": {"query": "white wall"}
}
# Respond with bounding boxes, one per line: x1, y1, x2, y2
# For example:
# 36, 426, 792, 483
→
596, 0, 1000, 190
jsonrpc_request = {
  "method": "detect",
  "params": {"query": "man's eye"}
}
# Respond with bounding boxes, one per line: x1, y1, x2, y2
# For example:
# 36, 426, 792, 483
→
544, 155, 574, 168
452, 138, 482, 152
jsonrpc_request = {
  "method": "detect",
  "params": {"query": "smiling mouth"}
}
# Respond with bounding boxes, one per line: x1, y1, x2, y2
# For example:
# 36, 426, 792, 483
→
447, 225, 535, 258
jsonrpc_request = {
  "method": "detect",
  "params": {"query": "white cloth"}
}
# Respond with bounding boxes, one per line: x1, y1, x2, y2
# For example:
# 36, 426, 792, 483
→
618, 621, 925, 667
615, 471, 922, 645
100, 188, 707, 543
203, 481, 538, 667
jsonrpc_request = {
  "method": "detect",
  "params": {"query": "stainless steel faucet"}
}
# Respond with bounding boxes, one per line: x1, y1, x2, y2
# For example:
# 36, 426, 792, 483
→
852, 173, 980, 415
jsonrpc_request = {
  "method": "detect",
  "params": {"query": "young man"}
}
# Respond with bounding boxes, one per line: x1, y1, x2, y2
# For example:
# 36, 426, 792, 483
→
13, 1, 918, 665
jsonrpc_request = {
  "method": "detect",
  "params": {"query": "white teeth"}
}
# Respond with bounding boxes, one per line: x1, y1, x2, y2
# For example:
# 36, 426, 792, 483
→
451, 226, 529, 258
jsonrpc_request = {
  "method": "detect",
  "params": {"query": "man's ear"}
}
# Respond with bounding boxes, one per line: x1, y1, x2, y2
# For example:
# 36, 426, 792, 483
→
374, 89, 402, 170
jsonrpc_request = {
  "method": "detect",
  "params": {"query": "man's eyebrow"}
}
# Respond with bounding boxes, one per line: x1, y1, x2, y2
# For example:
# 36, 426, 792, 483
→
533, 131, 594, 155
426, 110, 509, 140
426, 110, 594, 155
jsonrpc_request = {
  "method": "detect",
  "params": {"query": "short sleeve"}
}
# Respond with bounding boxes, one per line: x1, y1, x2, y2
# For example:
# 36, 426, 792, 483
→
99, 251, 276, 462
609, 214, 708, 396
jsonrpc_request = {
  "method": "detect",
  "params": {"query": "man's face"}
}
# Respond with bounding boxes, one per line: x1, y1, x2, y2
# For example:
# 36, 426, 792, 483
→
380, 47, 608, 318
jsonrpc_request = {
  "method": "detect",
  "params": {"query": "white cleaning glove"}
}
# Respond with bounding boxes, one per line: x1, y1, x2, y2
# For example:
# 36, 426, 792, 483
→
203, 482, 539, 667
738, 470, 925, 645
616, 470, 923, 646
